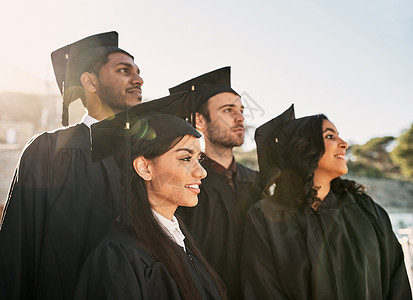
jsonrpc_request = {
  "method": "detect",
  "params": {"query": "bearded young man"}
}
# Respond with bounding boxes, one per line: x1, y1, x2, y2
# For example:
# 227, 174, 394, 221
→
169, 67, 262, 300
0, 31, 143, 300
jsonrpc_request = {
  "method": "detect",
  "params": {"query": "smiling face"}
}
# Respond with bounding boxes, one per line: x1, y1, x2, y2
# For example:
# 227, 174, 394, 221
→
96, 52, 143, 113
143, 135, 207, 218
200, 92, 245, 148
314, 119, 349, 183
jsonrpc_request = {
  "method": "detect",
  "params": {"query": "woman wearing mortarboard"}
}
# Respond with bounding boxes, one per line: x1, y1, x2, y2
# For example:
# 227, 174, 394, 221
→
74, 93, 226, 300
240, 105, 411, 299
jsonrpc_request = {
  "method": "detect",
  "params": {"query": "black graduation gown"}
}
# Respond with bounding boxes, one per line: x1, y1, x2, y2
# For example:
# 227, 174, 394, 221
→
0, 123, 122, 300
241, 190, 412, 300
177, 160, 261, 300
74, 226, 222, 300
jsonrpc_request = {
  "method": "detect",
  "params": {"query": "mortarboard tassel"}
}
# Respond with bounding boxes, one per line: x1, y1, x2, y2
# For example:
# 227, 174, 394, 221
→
61, 80, 69, 126
62, 102, 69, 127
122, 108, 132, 226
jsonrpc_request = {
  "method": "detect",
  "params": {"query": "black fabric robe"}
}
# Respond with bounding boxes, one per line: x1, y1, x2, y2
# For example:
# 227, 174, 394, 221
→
74, 226, 222, 300
241, 190, 412, 300
177, 160, 261, 300
0, 123, 122, 300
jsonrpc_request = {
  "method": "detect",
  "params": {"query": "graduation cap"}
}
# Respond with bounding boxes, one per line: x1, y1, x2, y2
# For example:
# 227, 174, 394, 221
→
255, 104, 325, 190
91, 91, 197, 162
168, 66, 239, 125
91, 91, 200, 226
51, 31, 133, 126
254, 104, 295, 190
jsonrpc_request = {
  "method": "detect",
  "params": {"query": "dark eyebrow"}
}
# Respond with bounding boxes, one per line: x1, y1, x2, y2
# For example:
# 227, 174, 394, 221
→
323, 127, 337, 134
217, 104, 245, 110
175, 148, 204, 157
115, 62, 140, 73
174, 148, 195, 154
116, 62, 132, 67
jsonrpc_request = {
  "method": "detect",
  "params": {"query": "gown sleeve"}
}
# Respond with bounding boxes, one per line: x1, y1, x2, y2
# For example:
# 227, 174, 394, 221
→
240, 202, 290, 300
0, 133, 52, 299
74, 239, 184, 300
74, 241, 144, 300
357, 194, 412, 300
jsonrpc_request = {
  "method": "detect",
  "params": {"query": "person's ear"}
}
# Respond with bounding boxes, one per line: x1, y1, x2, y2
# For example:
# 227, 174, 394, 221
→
132, 156, 153, 181
80, 72, 98, 93
195, 112, 207, 133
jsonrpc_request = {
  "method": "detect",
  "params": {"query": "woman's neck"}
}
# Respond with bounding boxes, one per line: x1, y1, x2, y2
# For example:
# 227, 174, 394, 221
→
150, 205, 176, 220
316, 184, 330, 201
313, 177, 331, 203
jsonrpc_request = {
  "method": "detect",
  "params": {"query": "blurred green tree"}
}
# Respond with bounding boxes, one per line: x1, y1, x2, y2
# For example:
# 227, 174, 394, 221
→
391, 124, 413, 179
348, 136, 399, 178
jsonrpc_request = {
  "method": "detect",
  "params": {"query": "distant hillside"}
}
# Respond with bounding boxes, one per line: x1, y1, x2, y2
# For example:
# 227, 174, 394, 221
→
345, 174, 413, 212
0, 91, 86, 132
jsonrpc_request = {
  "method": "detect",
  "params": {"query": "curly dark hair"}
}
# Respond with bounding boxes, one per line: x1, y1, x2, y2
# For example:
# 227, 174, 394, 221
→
269, 114, 364, 208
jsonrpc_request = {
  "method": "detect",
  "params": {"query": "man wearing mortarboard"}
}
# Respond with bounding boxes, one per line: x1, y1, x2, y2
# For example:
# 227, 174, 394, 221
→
0, 31, 143, 300
169, 67, 262, 299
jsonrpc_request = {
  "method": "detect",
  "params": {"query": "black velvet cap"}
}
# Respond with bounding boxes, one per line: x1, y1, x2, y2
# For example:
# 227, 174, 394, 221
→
168, 66, 239, 122
51, 31, 133, 126
91, 91, 198, 162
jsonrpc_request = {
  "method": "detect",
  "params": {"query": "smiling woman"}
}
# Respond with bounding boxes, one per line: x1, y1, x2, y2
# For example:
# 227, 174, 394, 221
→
133, 134, 206, 220
74, 94, 226, 300
241, 104, 412, 300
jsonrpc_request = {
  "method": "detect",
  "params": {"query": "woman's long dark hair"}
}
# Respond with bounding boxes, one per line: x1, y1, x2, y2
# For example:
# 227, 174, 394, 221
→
269, 115, 364, 207
120, 135, 226, 300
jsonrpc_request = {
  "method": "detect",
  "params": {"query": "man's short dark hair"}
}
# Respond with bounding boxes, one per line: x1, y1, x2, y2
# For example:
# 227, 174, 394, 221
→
197, 100, 210, 122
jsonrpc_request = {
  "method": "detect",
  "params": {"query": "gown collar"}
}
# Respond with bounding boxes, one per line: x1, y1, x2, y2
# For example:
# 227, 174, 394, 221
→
81, 114, 99, 129
319, 190, 356, 210
152, 209, 187, 252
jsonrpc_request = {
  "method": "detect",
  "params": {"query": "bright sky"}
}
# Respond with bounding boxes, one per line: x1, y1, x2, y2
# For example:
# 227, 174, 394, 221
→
1, 0, 412, 149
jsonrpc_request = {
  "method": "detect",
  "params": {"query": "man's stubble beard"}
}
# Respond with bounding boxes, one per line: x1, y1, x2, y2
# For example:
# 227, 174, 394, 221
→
205, 120, 244, 149
97, 80, 128, 112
